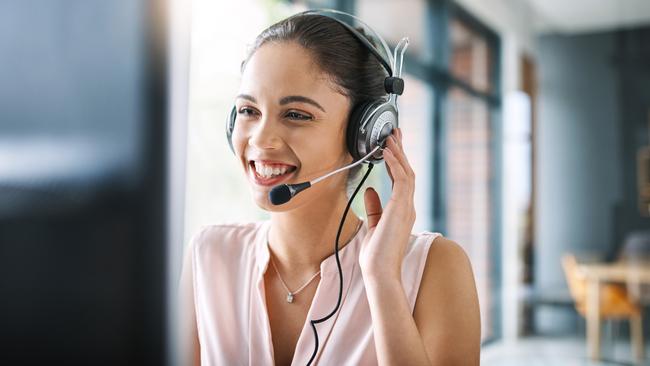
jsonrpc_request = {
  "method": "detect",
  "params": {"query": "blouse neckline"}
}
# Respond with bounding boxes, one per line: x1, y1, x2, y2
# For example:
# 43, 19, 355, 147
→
255, 218, 367, 276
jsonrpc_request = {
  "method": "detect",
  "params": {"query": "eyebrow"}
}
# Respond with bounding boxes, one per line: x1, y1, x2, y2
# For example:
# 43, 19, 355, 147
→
280, 95, 326, 112
236, 94, 326, 113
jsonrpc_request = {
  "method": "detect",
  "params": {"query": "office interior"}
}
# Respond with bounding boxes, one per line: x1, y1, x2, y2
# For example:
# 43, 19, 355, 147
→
1, 0, 650, 365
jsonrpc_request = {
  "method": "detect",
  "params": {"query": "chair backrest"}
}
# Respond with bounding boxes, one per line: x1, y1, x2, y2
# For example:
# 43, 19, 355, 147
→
619, 231, 650, 304
561, 253, 587, 311
619, 230, 650, 260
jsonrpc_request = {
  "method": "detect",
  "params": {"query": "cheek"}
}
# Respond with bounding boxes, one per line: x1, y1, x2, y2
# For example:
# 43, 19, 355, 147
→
231, 125, 244, 154
291, 128, 350, 174
231, 121, 251, 160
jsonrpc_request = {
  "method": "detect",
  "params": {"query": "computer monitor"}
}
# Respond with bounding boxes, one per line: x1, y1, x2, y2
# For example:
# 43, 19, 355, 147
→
0, 1, 188, 365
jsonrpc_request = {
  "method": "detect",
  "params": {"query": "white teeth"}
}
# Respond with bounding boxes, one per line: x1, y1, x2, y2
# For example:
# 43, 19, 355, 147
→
253, 162, 293, 178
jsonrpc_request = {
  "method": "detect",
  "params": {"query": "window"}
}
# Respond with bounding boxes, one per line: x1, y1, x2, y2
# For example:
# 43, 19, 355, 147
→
450, 19, 494, 93
446, 86, 495, 339
444, 6, 500, 341
357, 0, 432, 63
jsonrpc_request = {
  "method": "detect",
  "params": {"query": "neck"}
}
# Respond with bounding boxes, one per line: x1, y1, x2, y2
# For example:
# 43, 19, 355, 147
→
267, 192, 362, 277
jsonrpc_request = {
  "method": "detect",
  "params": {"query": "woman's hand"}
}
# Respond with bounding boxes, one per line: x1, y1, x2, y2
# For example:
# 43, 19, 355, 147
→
358, 127, 416, 282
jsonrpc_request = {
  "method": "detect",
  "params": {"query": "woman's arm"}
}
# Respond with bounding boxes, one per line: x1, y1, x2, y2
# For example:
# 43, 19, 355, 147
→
363, 270, 432, 365
360, 128, 480, 365
364, 236, 481, 366
179, 237, 201, 366
413, 236, 481, 365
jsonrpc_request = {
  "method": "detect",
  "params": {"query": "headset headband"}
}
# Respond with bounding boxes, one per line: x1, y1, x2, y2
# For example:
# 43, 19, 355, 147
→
294, 9, 408, 97
295, 9, 394, 76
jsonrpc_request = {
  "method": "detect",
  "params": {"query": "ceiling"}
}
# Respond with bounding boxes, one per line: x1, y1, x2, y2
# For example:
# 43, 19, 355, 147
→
526, 0, 650, 34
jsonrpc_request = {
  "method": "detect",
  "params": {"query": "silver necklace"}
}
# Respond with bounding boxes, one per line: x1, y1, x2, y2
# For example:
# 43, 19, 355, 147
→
269, 220, 363, 303
270, 256, 320, 303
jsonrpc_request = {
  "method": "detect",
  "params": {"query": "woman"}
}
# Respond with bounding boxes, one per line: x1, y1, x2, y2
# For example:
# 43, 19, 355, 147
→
181, 10, 481, 366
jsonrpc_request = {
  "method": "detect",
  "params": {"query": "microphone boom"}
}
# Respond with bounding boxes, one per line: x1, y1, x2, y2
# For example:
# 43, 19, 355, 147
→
268, 145, 381, 205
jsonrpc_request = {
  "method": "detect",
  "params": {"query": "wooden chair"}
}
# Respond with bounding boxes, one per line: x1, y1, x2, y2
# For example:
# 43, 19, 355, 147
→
561, 253, 645, 362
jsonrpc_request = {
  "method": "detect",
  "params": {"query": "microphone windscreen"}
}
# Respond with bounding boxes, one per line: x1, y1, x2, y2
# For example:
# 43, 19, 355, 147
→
269, 184, 292, 205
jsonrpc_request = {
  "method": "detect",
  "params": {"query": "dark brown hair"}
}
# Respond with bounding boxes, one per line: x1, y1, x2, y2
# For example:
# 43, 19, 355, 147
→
240, 13, 388, 110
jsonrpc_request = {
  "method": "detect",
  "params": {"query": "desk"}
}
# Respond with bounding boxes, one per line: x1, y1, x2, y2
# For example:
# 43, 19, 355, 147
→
578, 261, 650, 361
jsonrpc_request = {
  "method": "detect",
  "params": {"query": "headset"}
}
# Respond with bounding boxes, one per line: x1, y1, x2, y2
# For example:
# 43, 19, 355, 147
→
225, 9, 409, 164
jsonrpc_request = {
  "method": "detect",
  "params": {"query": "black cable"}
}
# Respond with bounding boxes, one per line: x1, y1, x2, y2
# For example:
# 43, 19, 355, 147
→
306, 162, 374, 366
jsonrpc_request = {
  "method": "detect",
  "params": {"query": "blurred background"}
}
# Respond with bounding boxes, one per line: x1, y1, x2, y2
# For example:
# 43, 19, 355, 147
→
2, 0, 650, 365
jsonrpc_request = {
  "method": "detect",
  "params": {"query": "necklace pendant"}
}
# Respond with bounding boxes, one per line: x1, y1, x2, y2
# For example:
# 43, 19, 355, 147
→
286, 293, 294, 303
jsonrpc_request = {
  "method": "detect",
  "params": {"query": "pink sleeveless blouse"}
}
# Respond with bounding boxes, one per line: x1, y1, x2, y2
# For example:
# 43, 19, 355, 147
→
188, 219, 441, 365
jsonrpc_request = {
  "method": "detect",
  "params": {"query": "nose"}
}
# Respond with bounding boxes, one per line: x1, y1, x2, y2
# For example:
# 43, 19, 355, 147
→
247, 115, 283, 150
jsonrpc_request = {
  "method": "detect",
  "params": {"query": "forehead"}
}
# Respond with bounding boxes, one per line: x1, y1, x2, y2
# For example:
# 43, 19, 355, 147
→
238, 41, 346, 104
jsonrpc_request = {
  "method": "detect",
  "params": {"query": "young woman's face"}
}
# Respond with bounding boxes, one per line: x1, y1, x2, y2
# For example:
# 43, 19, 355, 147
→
232, 41, 353, 211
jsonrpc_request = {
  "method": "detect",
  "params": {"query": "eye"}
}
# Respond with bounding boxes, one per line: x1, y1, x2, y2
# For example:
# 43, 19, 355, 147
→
237, 107, 258, 118
285, 111, 313, 121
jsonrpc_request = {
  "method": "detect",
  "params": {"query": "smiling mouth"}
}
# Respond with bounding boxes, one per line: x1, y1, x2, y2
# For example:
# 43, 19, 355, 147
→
248, 161, 298, 185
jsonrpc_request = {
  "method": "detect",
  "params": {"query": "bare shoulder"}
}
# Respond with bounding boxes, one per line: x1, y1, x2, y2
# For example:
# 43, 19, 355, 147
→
414, 236, 478, 318
413, 236, 481, 366
423, 236, 471, 269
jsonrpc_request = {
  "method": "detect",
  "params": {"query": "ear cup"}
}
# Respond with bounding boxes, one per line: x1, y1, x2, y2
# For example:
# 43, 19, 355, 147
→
346, 100, 377, 161
225, 106, 237, 154
347, 100, 398, 163
366, 102, 398, 159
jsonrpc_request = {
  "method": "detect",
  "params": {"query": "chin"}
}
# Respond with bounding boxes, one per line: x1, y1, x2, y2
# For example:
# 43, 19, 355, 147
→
250, 187, 291, 212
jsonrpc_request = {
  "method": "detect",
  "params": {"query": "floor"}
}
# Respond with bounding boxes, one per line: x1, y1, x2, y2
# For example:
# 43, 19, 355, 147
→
481, 336, 650, 366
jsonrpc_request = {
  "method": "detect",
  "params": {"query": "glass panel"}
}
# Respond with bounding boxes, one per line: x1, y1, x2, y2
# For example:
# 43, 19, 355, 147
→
450, 18, 493, 93
446, 87, 493, 340
357, 0, 431, 63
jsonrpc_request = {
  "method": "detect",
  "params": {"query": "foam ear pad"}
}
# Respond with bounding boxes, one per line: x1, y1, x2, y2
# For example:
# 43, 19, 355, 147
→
225, 106, 237, 154
346, 100, 379, 161
347, 100, 398, 163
